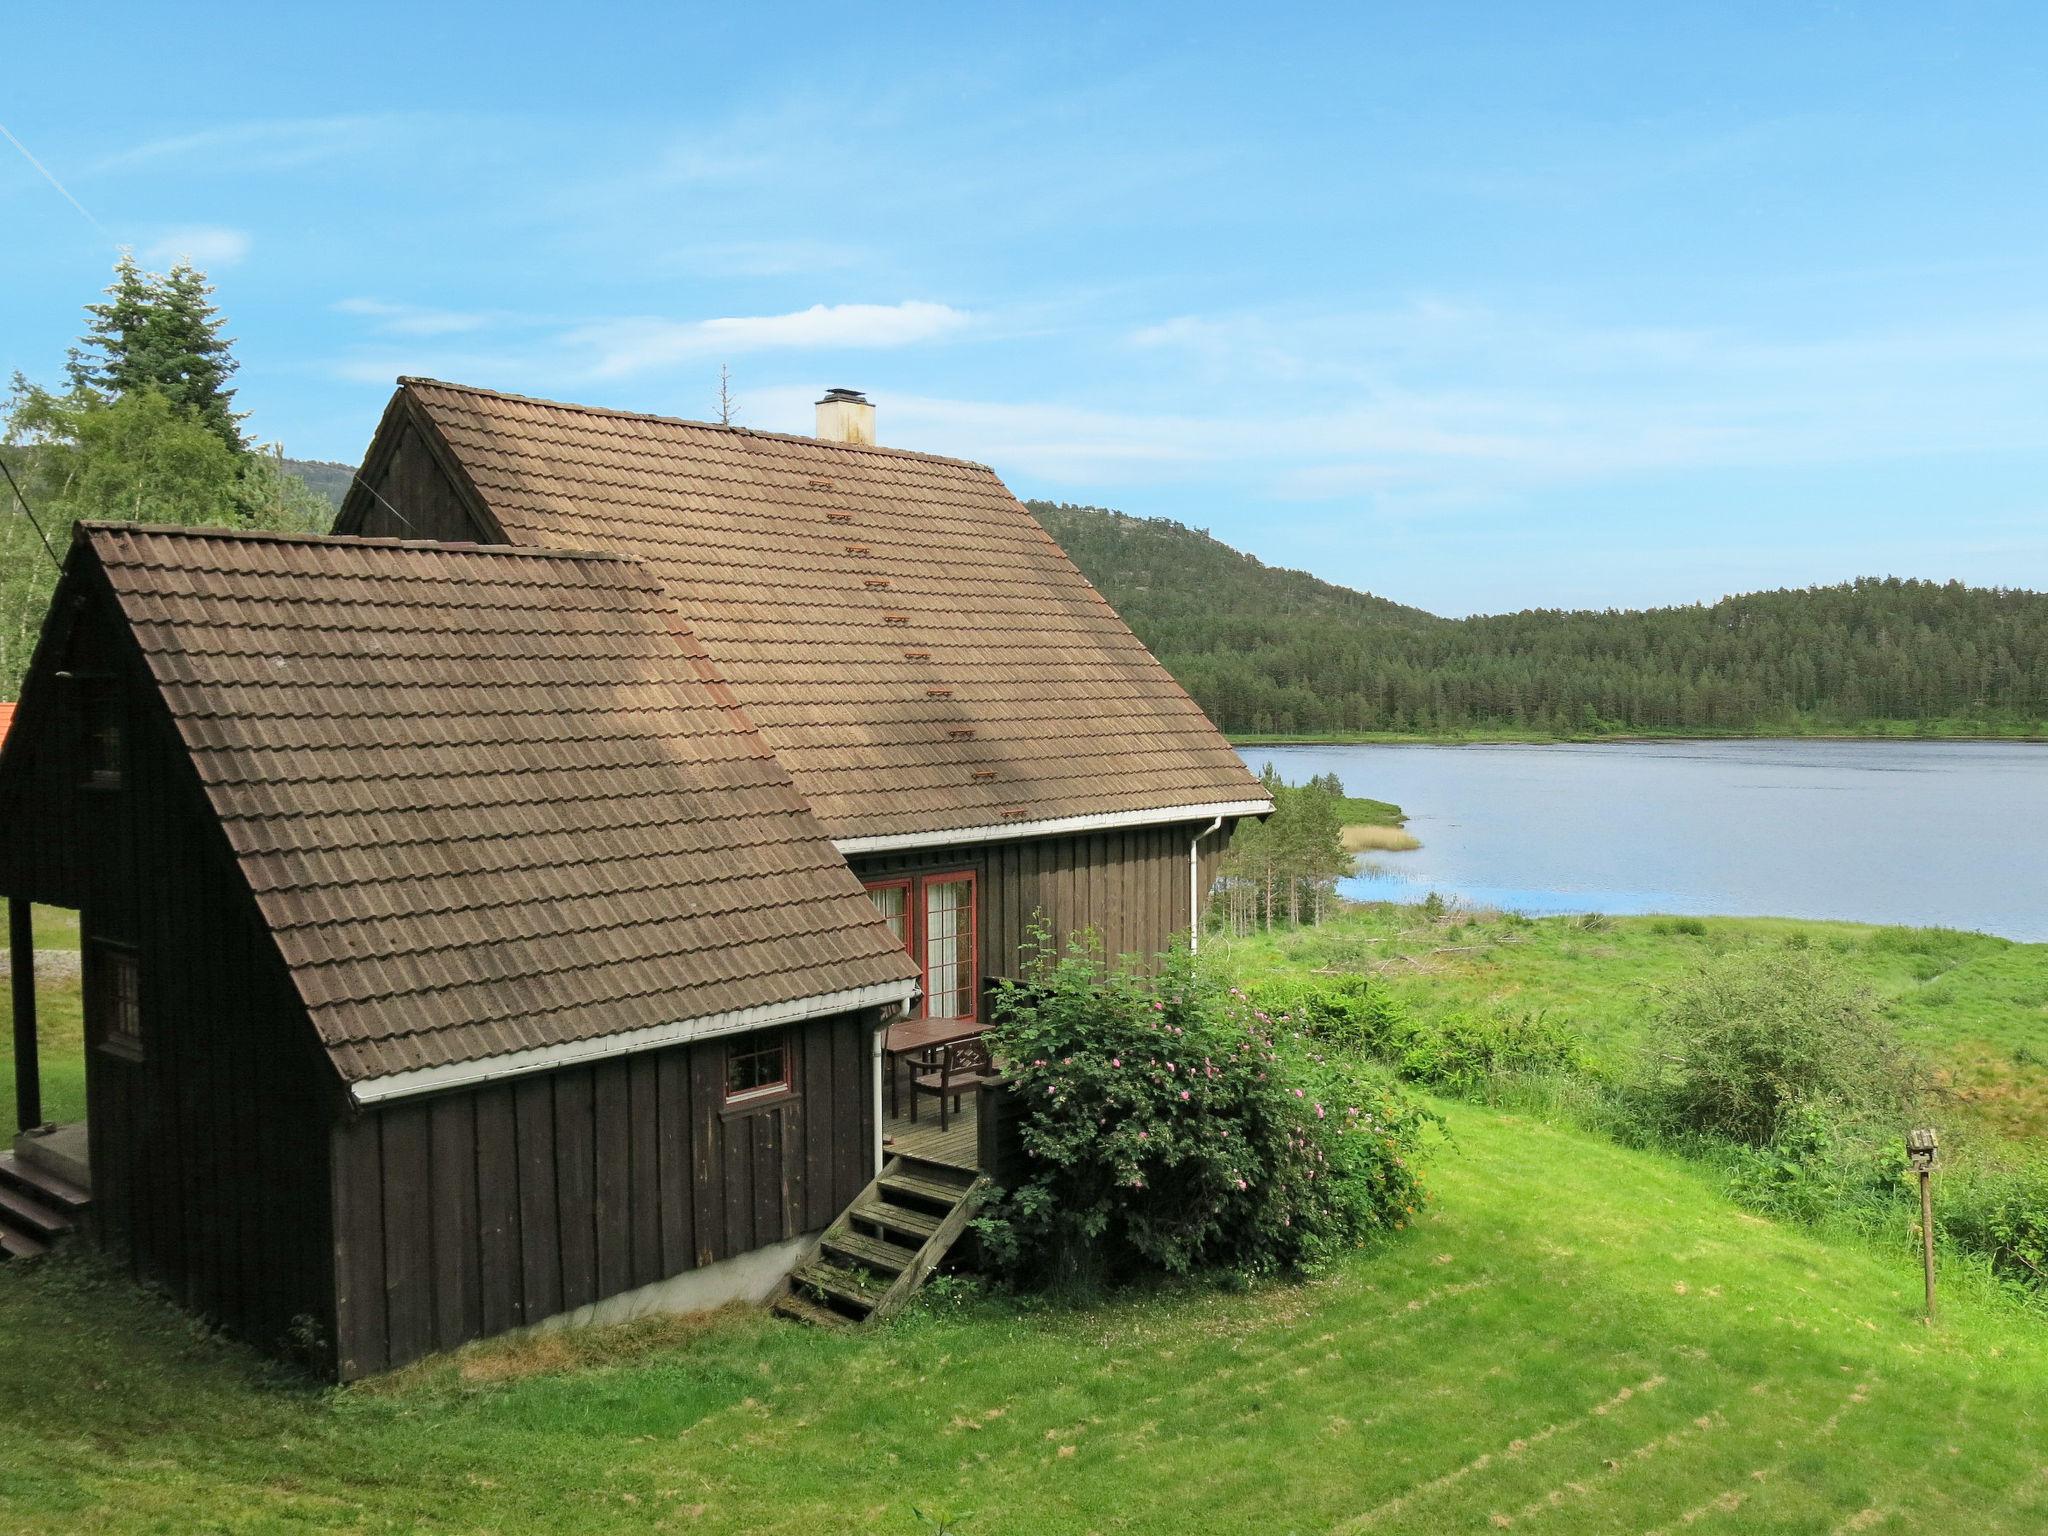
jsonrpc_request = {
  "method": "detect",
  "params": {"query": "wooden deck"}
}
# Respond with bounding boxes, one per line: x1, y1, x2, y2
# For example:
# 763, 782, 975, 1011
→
882, 1088, 981, 1170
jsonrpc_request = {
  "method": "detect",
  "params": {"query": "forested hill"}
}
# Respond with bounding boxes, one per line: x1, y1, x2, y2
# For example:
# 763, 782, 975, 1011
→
1030, 501, 2048, 737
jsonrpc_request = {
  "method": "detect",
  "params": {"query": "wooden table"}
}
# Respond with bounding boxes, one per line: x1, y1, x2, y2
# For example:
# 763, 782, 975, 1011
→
883, 1017, 988, 1116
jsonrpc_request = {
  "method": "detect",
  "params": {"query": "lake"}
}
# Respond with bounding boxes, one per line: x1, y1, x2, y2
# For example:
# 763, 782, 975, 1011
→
1239, 740, 2048, 941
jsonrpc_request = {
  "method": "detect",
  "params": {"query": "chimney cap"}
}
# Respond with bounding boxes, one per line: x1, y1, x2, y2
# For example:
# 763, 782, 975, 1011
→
819, 387, 869, 404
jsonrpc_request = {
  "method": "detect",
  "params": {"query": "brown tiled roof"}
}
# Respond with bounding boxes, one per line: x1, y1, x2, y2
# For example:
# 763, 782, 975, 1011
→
81, 522, 917, 1088
385, 379, 1268, 844
0, 701, 12, 753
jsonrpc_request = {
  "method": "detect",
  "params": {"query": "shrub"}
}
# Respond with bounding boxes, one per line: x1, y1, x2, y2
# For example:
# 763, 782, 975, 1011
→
1393, 1006, 1594, 1094
1240, 973, 1405, 1056
979, 942, 1442, 1288
1646, 944, 1921, 1146
1240, 976, 1595, 1096
1724, 1101, 1906, 1226
1941, 1162, 2048, 1301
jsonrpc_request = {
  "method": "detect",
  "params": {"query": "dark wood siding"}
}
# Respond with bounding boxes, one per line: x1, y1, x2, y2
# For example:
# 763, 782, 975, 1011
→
0, 583, 338, 1368
847, 819, 1234, 986
334, 408, 492, 543
328, 1010, 876, 1380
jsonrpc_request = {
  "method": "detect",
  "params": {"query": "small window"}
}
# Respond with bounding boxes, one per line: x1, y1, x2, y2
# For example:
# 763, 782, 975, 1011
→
724, 1032, 789, 1103
88, 941, 142, 1059
81, 683, 122, 788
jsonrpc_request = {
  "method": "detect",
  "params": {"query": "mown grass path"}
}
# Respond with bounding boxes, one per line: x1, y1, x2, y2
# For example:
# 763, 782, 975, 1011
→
1, 1102, 2041, 1533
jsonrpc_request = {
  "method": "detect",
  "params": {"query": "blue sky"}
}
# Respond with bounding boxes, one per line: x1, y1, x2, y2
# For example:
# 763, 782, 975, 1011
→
5, 3, 2046, 615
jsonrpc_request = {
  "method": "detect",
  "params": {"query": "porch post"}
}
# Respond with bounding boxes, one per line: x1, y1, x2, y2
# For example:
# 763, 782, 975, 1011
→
9, 898, 38, 1133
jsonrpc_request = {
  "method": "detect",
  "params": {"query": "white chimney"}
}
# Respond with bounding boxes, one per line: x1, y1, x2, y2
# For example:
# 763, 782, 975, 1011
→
815, 387, 876, 446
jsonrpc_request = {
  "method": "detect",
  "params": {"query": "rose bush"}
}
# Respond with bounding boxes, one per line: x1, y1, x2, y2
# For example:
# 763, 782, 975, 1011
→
977, 939, 1442, 1288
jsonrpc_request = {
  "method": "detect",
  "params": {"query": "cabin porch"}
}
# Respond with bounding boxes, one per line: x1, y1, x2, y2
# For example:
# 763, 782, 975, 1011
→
881, 1086, 982, 1171
3, 898, 92, 1257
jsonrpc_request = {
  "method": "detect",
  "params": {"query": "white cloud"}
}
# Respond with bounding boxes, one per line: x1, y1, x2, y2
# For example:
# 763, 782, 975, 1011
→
141, 225, 250, 267
672, 239, 871, 278
92, 114, 421, 176
335, 297, 495, 337
568, 301, 970, 379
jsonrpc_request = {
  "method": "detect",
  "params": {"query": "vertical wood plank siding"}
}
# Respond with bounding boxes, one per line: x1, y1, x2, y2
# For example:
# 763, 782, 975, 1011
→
0, 592, 338, 1367
342, 414, 494, 542
329, 1010, 876, 1380
847, 820, 1235, 984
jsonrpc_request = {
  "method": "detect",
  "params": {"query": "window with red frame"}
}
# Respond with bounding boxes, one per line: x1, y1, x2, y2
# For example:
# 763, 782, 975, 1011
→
864, 871, 978, 1020
724, 1030, 790, 1103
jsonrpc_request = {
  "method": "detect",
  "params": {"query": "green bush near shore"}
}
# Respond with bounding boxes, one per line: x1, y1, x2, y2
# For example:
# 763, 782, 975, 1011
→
1222, 905, 2048, 1306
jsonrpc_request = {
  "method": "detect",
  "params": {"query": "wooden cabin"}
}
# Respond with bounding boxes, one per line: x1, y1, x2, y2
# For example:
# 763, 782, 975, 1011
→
0, 525, 920, 1376
0, 385, 1267, 1377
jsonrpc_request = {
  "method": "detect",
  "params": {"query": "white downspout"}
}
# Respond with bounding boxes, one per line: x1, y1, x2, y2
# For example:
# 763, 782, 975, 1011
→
1189, 814, 1225, 952
871, 1021, 886, 1175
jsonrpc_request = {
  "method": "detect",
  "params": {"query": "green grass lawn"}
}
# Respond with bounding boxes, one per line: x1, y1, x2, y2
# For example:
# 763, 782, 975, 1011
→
0, 904, 85, 1127
1223, 907, 2048, 1140
0, 1100, 2042, 1532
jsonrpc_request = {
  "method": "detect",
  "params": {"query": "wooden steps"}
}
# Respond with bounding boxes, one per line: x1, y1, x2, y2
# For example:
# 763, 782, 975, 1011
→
774, 1153, 989, 1328
0, 1151, 88, 1262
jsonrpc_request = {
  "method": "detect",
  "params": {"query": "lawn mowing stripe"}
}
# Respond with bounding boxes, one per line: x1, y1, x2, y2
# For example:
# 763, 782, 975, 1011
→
1327, 1371, 1671, 1532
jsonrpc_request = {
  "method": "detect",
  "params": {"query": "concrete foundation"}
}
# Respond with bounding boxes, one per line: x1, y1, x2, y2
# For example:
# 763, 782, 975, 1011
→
526, 1229, 818, 1335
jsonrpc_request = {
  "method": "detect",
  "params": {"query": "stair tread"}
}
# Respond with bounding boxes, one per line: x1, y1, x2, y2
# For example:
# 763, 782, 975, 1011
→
878, 1172, 972, 1207
0, 1222, 49, 1260
794, 1260, 882, 1310
853, 1200, 942, 1239
772, 1291, 852, 1328
821, 1227, 919, 1274
0, 1153, 91, 1212
0, 1183, 72, 1239
890, 1152, 979, 1184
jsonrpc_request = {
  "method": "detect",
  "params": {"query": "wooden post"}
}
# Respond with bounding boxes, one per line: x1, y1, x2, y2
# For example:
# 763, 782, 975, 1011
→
1907, 1127, 1938, 1324
9, 898, 38, 1134
1917, 1164, 1937, 1322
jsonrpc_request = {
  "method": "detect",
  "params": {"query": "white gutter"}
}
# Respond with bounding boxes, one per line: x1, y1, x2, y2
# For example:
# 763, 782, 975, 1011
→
348, 977, 918, 1107
833, 798, 1274, 857
1188, 813, 1225, 952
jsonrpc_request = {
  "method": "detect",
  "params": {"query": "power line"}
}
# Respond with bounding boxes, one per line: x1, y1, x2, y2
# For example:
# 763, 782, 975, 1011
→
344, 467, 415, 534
0, 455, 63, 573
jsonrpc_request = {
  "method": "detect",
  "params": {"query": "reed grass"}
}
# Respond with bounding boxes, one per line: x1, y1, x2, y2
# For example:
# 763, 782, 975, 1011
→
1342, 823, 1422, 852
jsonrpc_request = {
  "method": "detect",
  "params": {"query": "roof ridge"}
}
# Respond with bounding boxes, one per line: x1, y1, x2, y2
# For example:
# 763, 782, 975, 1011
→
77, 519, 642, 566
399, 376, 997, 473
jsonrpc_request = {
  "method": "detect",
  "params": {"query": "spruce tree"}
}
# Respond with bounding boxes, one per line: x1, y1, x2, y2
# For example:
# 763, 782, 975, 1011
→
67, 253, 246, 451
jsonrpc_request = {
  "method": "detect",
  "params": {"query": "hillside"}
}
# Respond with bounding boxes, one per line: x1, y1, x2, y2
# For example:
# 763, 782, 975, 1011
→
1032, 501, 2048, 738
280, 457, 355, 509
225, 472, 2048, 740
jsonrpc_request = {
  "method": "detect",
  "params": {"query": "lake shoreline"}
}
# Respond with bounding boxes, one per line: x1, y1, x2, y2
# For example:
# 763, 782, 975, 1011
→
1234, 728, 2048, 747
1245, 739, 2048, 942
